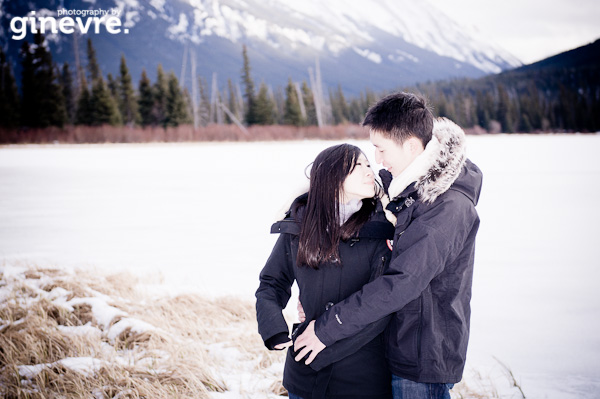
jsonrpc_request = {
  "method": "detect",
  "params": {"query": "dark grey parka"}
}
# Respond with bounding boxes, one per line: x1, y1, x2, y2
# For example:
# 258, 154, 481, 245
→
314, 118, 483, 384
256, 195, 395, 399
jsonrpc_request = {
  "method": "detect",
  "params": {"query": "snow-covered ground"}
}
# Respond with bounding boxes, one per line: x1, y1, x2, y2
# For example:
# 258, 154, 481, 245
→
1, 135, 599, 398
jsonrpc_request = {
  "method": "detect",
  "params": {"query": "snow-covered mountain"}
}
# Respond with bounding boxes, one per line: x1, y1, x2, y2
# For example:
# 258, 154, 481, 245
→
159, 0, 520, 74
1, 0, 521, 94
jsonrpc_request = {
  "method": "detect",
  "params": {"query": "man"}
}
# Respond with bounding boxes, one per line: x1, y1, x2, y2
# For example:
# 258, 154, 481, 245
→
294, 92, 483, 399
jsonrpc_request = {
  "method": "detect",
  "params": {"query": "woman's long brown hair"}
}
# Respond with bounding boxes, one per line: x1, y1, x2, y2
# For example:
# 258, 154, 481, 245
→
296, 144, 377, 269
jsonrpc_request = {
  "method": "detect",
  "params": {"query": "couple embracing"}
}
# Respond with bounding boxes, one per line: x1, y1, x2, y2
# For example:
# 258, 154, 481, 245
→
256, 92, 483, 399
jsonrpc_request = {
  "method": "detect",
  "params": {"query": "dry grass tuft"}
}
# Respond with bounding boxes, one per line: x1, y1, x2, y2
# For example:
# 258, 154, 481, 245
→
269, 380, 287, 396
0, 264, 286, 398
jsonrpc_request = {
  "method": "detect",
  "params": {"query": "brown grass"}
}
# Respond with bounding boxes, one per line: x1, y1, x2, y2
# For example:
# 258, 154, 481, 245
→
0, 124, 370, 145
0, 263, 287, 398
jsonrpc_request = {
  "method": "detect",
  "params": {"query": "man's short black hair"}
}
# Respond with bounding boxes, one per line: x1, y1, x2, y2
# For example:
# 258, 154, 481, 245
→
362, 92, 434, 146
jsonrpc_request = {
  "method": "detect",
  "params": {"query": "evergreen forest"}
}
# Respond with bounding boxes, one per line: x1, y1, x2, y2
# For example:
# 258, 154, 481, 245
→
1, 34, 599, 142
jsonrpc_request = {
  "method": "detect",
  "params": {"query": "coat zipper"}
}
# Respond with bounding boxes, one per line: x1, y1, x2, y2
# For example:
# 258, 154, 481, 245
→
376, 256, 386, 278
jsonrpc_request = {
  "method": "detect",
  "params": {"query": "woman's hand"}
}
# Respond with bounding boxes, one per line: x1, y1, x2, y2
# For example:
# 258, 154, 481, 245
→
297, 299, 306, 322
274, 340, 293, 350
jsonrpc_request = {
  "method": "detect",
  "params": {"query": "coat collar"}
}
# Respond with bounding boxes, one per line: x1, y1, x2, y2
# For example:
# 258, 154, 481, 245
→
387, 117, 467, 204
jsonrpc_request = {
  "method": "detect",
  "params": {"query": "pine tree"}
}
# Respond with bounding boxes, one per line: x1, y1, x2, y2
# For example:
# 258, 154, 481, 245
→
79, 37, 121, 126
452, 92, 472, 127
435, 93, 456, 122
301, 81, 317, 126
137, 69, 154, 127
254, 82, 276, 125
107, 73, 119, 98
183, 88, 195, 126
496, 84, 515, 133
76, 74, 93, 125
118, 55, 139, 126
165, 71, 190, 127
241, 45, 257, 125
19, 33, 66, 128
19, 41, 35, 126
557, 84, 577, 130
86, 38, 101, 84
0, 48, 20, 128
283, 78, 303, 126
61, 63, 76, 124
153, 64, 168, 127
90, 79, 122, 126
106, 73, 123, 124
475, 90, 492, 129
517, 83, 543, 132
348, 97, 364, 124
329, 85, 349, 125
272, 86, 285, 124
364, 89, 377, 111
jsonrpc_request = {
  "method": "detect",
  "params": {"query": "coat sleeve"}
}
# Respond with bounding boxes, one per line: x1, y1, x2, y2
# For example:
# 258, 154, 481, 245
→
314, 194, 476, 346
308, 240, 392, 371
255, 233, 295, 348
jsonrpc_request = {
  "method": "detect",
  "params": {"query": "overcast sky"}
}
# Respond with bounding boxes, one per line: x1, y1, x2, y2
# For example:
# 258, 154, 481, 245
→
427, 0, 600, 64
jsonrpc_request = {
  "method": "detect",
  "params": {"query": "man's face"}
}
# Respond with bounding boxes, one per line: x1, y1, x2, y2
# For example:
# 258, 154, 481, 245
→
370, 130, 415, 177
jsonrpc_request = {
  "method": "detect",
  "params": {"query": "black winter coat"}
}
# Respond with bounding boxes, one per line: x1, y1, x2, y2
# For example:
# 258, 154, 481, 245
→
256, 195, 394, 399
314, 119, 483, 384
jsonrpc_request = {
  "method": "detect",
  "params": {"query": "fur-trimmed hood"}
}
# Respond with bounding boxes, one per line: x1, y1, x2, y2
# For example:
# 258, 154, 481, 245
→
386, 117, 469, 204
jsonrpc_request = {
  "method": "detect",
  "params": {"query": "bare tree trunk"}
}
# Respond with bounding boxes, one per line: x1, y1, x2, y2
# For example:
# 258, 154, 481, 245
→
180, 42, 188, 88
220, 103, 249, 136
190, 48, 199, 129
295, 82, 306, 119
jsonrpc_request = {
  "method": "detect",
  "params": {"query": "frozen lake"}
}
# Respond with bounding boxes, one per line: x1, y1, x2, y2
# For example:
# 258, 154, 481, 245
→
1, 135, 599, 398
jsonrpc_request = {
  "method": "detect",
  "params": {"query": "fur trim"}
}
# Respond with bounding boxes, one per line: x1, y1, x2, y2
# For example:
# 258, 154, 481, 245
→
388, 117, 467, 204
387, 135, 442, 200
275, 181, 309, 220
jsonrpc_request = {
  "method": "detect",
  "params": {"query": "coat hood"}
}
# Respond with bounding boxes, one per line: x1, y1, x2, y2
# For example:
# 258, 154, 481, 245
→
387, 117, 472, 204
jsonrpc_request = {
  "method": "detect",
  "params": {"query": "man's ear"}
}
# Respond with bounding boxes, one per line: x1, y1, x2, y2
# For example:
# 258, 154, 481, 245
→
406, 136, 424, 154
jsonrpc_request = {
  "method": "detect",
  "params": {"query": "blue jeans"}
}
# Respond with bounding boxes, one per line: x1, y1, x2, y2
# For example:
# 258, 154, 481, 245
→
287, 393, 304, 399
392, 375, 453, 399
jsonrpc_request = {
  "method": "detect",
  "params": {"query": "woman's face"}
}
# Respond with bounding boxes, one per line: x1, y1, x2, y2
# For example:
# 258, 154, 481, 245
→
341, 154, 375, 203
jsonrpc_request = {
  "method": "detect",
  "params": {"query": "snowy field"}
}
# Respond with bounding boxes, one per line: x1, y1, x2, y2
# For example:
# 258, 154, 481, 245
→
1, 134, 600, 398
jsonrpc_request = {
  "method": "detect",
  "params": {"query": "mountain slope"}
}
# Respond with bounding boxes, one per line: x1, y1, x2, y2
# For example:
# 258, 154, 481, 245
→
515, 38, 600, 71
0, 0, 521, 94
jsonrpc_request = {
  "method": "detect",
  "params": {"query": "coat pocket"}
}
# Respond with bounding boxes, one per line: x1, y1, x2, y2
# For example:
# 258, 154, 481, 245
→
386, 302, 421, 369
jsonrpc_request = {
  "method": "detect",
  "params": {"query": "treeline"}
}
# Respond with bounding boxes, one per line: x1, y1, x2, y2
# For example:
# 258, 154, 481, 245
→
0, 33, 191, 130
409, 41, 600, 133
1, 33, 599, 141
0, 33, 372, 138
411, 74, 600, 134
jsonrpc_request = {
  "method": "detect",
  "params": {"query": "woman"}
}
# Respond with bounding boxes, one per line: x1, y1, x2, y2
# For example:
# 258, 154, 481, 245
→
255, 144, 394, 399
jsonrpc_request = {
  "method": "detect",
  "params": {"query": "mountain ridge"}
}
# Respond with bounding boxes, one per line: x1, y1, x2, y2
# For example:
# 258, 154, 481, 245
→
1, 0, 521, 94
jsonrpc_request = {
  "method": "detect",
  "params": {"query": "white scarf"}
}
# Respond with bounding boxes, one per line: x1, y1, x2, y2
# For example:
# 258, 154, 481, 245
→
339, 199, 363, 225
